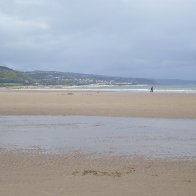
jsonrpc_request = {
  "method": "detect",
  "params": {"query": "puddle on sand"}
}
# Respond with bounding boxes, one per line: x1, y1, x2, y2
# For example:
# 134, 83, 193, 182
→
0, 116, 196, 159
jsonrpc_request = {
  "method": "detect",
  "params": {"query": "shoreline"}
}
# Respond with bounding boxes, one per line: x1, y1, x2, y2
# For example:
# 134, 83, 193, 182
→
1, 84, 196, 94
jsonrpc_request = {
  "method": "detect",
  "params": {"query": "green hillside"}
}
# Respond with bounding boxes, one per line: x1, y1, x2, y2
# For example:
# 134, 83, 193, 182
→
0, 66, 34, 86
0, 66, 157, 86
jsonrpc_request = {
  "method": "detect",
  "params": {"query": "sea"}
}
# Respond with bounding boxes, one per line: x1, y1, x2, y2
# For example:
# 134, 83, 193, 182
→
17, 84, 196, 93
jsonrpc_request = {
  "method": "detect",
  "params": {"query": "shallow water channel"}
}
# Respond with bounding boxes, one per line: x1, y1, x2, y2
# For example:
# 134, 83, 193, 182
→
0, 116, 195, 159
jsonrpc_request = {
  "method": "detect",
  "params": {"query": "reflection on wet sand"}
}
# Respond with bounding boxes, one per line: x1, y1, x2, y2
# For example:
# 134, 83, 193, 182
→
0, 116, 196, 159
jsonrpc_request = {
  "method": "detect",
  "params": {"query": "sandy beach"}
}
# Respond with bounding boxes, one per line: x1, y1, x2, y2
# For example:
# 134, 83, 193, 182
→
0, 90, 196, 118
0, 90, 196, 196
0, 152, 195, 196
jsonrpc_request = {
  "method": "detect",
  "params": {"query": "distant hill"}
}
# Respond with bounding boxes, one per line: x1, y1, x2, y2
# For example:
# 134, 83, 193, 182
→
26, 70, 156, 85
0, 66, 12, 71
1, 66, 196, 87
0, 66, 156, 86
0, 66, 34, 86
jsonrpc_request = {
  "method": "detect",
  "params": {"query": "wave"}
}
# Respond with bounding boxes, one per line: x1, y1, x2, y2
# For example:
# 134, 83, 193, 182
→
7, 84, 195, 94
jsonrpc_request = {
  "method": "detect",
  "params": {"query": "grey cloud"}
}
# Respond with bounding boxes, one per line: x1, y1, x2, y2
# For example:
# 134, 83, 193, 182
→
0, 0, 196, 79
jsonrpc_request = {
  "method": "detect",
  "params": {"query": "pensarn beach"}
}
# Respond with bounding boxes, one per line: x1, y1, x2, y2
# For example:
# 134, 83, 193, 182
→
0, 90, 196, 196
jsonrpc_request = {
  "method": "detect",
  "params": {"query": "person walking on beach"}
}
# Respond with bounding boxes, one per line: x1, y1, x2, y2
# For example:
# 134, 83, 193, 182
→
150, 86, 154, 93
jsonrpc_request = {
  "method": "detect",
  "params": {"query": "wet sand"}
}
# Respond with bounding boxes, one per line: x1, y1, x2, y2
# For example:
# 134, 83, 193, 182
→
0, 90, 196, 195
0, 90, 196, 118
0, 152, 195, 196
0, 117, 196, 195
0, 116, 196, 158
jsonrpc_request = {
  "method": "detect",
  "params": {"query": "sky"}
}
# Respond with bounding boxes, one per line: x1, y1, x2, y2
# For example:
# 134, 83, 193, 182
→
0, 0, 196, 80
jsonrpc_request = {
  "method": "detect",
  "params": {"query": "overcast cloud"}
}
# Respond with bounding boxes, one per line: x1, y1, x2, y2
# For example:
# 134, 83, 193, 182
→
0, 0, 196, 79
